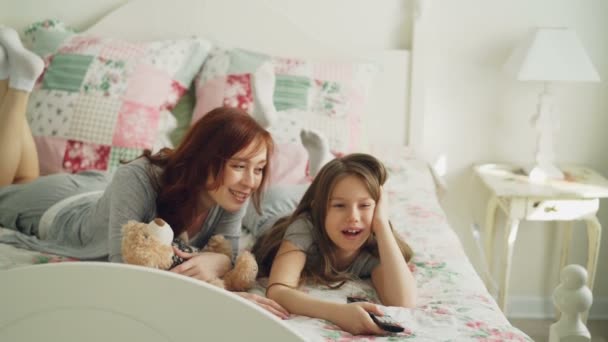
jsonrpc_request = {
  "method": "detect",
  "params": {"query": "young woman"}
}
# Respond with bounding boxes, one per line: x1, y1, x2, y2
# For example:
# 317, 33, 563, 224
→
0, 27, 287, 318
251, 153, 417, 335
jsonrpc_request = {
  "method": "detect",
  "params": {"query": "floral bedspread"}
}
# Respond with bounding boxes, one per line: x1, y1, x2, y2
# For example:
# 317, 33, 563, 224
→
0, 149, 531, 341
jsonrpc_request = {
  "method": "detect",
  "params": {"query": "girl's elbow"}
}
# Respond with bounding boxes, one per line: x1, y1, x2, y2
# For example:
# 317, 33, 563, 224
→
396, 289, 417, 308
266, 290, 280, 302
265, 284, 289, 302
383, 292, 417, 308
392, 296, 416, 309
405, 287, 418, 308
401, 296, 416, 308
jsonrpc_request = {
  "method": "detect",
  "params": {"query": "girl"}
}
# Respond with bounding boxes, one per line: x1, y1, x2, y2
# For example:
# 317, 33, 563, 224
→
251, 153, 417, 335
0, 26, 287, 318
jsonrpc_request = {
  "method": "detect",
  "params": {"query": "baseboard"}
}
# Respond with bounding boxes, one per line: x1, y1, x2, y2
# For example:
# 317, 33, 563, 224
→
507, 296, 608, 320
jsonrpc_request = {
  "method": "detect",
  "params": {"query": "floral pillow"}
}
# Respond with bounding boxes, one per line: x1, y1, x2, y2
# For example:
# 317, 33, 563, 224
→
23, 20, 212, 174
192, 47, 376, 184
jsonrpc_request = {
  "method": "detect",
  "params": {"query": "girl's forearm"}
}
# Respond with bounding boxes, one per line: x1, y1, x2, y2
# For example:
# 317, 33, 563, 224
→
267, 285, 340, 321
374, 224, 417, 307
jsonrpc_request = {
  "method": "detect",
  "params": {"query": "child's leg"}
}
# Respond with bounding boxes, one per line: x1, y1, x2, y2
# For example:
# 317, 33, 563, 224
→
13, 118, 40, 184
0, 27, 44, 186
300, 129, 333, 178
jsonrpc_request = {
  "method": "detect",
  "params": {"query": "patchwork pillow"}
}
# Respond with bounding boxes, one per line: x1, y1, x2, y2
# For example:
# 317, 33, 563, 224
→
22, 20, 212, 174
192, 47, 376, 183
168, 85, 196, 147
266, 142, 309, 185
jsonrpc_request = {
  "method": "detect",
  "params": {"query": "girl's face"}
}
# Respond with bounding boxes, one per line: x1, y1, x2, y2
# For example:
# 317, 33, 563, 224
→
324, 175, 375, 261
205, 141, 267, 213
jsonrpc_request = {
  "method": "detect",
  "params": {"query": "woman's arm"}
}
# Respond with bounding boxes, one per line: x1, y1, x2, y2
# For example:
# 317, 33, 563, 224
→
268, 241, 385, 335
107, 163, 157, 263
170, 206, 246, 280
212, 205, 247, 259
169, 248, 230, 279
370, 188, 417, 308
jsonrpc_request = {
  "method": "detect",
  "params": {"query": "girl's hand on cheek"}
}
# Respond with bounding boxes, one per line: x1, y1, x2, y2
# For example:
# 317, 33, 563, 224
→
372, 186, 390, 232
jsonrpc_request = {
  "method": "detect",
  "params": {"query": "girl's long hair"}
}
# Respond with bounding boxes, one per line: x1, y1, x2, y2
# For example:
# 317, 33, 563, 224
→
252, 153, 413, 288
143, 107, 274, 238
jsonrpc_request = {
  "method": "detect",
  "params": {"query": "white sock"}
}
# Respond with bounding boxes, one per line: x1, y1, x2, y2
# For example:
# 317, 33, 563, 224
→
300, 129, 333, 177
0, 27, 44, 91
0, 45, 8, 80
251, 61, 277, 128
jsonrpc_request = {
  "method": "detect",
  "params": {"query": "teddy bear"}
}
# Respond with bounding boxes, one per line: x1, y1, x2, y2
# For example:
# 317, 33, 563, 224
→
121, 218, 258, 291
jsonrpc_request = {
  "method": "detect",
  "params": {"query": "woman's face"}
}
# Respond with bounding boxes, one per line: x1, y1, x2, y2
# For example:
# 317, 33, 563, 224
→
206, 141, 268, 212
324, 175, 375, 261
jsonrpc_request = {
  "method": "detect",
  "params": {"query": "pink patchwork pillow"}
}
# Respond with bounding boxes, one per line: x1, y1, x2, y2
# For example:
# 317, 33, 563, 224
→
266, 143, 309, 186
23, 20, 212, 174
193, 47, 376, 184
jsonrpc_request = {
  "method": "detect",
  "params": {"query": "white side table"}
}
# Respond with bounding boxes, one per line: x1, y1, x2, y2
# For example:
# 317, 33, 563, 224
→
474, 163, 608, 313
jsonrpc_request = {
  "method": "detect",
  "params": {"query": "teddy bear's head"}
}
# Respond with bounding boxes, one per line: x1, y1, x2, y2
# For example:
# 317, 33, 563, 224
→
120, 219, 259, 292
121, 218, 175, 270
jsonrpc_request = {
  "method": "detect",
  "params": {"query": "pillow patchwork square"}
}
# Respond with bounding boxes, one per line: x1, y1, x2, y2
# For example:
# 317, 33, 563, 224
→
192, 47, 376, 184
167, 85, 196, 147
23, 20, 212, 174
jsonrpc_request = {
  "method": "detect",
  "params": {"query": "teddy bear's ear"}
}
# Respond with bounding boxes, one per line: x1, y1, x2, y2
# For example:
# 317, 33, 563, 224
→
146, 219, 174, 245
152, 218, 166, 226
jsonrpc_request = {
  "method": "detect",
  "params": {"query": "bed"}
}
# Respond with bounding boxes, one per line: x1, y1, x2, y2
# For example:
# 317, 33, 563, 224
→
0, 0, 535, 341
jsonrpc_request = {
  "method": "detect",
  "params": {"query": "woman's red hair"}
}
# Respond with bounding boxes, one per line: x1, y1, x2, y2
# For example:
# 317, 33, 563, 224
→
143, 107, 274, 237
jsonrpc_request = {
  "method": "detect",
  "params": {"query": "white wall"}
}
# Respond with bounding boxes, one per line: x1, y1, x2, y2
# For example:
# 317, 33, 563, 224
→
419, 0, 608, 316
2, 0, 127, 32
2, 0, 606, 317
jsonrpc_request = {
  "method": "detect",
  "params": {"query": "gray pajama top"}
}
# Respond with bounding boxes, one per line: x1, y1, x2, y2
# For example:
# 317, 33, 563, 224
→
0, 158, 243, 262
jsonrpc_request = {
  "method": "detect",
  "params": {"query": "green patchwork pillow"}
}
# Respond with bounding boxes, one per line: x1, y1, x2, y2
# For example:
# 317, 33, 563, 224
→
192, 47, 377, 153
23, 19, 211, 174
169, 85, 196, 147
192, 46, 377, 185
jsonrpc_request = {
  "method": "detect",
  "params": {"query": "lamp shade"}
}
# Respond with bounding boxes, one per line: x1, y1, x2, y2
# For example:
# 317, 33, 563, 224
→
503, 27, 600, 82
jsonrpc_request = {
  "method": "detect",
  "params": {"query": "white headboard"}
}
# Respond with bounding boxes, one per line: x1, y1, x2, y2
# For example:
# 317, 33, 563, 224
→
87, 0, 426, 148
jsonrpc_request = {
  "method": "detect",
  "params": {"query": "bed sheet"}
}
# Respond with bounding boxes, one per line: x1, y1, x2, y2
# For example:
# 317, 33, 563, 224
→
0, 149, 531, 341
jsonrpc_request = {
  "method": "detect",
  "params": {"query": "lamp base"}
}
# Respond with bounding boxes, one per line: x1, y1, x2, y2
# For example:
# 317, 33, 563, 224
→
525, 164, 565, 183
526, 84, 565, 183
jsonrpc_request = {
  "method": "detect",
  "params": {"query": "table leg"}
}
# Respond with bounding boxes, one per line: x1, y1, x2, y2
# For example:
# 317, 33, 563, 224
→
555, 221, 573, 320
584, 216, 601, 292
559, 222, 573, 276
484, 196, 499, 288
499, 218, 519, 312
583, 216, 601, 323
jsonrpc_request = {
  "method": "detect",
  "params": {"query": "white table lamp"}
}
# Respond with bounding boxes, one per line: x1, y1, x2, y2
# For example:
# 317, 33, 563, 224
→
503, 27, 600, 182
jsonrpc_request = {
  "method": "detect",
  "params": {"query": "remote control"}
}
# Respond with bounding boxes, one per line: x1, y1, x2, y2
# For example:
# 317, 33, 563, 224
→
346, 296, 405, 333
368, 312, 404, 333
170, 238, 199, 268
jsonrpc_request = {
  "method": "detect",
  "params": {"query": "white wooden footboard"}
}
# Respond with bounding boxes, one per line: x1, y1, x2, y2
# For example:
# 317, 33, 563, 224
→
0, 262, 305, 341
